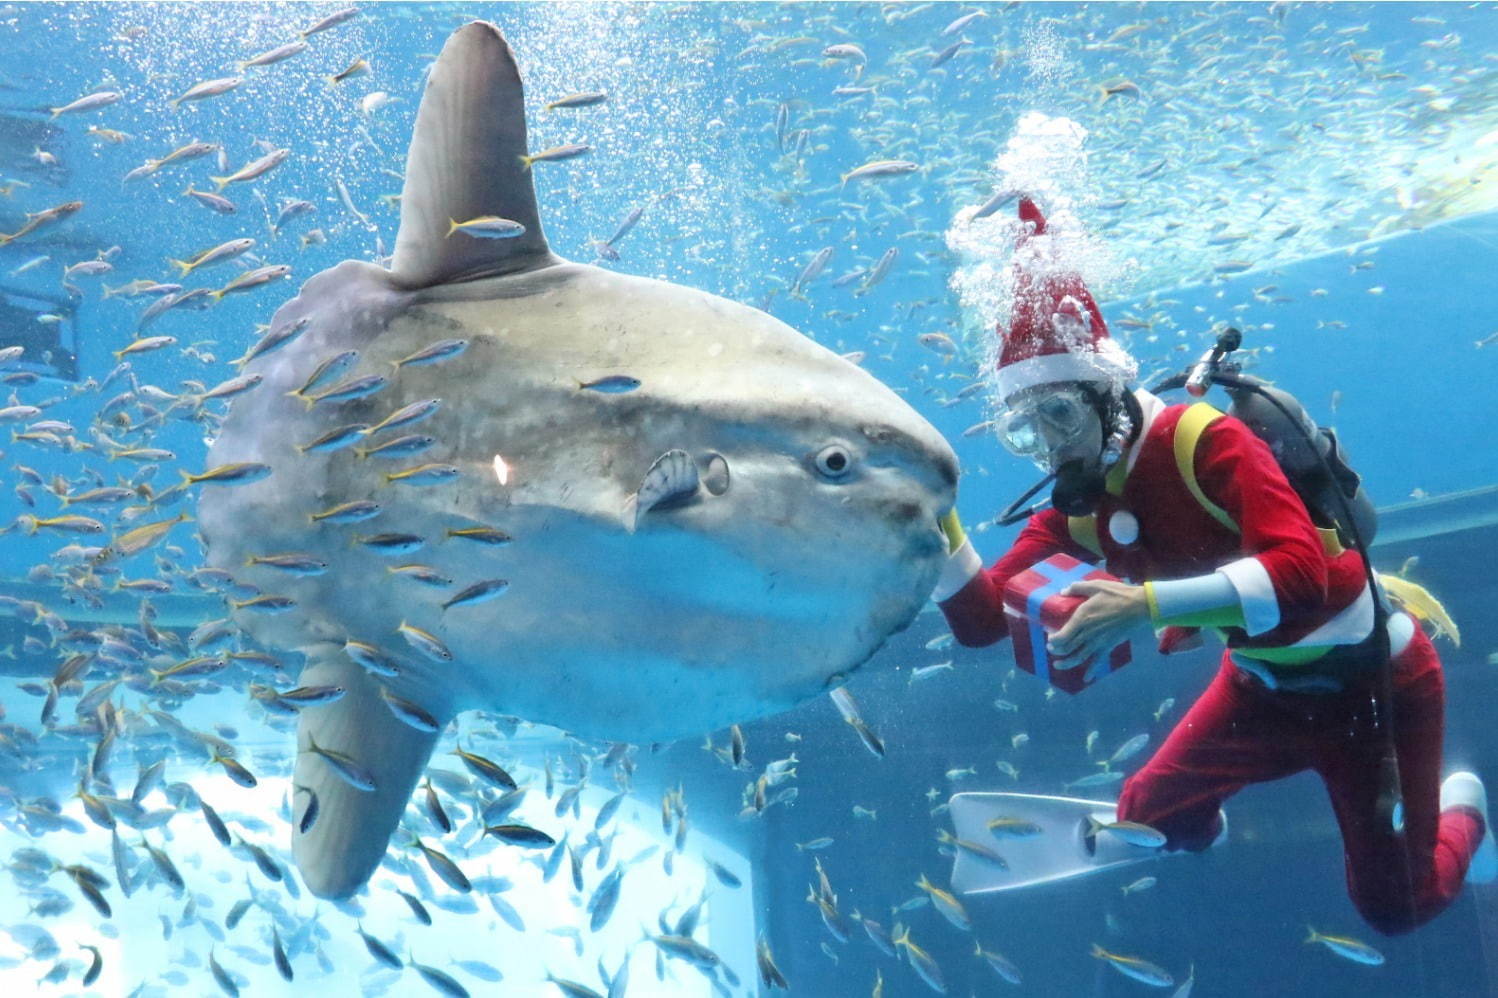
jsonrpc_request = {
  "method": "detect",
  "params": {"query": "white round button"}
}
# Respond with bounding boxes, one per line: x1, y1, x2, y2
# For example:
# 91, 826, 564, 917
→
1108, 509, 1139, 545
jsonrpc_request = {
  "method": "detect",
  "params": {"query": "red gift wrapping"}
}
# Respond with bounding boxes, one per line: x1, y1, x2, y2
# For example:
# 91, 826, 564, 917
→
1001, 553, 1132, 695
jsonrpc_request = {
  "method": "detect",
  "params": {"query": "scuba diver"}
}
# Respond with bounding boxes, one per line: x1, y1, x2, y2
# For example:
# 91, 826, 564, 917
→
933, 197, 1493, 935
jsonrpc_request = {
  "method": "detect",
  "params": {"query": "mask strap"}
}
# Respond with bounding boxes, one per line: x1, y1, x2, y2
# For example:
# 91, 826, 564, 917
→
1101, 402, 1133, 470
1074, 383, 1131, 471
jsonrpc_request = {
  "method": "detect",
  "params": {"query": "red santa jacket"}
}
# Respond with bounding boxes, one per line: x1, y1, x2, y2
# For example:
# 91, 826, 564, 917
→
940, 395, 1372, 663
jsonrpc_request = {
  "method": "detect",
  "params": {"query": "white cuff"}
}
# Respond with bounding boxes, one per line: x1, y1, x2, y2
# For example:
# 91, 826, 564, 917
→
1217, 556, 1279, 637
932, 540, 983, 602
1149, 572, 1238, 622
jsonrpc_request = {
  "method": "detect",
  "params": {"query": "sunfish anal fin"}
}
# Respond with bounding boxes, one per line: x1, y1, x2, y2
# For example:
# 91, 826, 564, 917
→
391, 20, 556, 288
290, 644, 445, 899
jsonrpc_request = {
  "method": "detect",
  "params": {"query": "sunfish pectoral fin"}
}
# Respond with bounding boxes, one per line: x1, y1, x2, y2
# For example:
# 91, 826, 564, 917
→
390, 20, 555, 288
621, 449, 701, 533
620, 493, 640, 535
291, 644, 447, 899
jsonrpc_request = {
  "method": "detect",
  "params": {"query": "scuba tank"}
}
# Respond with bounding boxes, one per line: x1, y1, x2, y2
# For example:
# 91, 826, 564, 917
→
1220, 374, 1377, 551
1155, 328, 1404, 837
1153, 329, 1377, 550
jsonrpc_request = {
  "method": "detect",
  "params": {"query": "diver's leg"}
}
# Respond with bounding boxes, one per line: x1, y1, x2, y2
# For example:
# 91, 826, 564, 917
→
1315, 625, 1483, 936
1118, 654, 1303, 852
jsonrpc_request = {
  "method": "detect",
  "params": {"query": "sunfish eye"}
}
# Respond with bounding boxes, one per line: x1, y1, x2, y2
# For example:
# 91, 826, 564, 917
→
813, 443, 853, 480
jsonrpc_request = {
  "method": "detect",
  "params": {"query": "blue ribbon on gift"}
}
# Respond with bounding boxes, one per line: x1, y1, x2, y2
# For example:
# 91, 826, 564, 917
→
1025, 558, 1099, 680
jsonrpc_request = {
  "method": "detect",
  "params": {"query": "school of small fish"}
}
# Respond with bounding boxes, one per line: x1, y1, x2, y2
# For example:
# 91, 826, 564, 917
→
0, 1, 1474, 993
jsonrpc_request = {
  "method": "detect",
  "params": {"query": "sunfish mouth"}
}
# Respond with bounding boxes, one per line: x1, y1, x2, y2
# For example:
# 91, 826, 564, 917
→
623, 449, 731, 532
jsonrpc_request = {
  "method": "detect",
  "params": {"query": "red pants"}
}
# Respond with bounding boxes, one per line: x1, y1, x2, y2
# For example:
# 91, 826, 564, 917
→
1118, 624, 1483, 936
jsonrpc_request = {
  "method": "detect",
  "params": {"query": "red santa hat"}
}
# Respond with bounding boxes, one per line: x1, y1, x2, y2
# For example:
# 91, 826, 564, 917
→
992, 198, 1137, 403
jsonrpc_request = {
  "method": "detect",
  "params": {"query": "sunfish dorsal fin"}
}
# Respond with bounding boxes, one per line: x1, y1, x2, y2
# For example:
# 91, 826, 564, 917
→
391, 20, 553, 287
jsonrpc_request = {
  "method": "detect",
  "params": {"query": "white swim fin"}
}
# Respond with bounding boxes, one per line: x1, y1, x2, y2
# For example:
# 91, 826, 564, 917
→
948, 792, 1222, 895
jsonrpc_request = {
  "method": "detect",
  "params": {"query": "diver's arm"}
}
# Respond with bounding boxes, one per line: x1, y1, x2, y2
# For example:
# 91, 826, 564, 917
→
936, 506, 1089, 647
1144, 415, 1329, 638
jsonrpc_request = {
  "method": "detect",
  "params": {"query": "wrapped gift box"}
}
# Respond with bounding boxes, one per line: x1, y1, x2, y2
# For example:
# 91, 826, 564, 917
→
1002, 553, 1131, 694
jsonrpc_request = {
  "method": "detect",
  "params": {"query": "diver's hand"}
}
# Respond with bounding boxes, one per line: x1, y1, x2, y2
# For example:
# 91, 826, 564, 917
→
939, 507, 966, 555
1048, 579, 1151, 665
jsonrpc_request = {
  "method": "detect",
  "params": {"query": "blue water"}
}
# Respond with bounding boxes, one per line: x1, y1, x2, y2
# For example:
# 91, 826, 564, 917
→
0, 2, 1495, 995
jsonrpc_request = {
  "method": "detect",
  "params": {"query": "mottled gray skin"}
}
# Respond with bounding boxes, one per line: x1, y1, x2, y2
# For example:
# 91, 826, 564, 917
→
200, 258, 957, 735
194, 21, 957, 899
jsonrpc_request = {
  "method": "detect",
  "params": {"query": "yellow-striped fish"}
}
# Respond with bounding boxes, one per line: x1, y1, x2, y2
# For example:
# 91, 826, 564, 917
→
180, 463, 272, 486
914, 873, 970, 931
106, 512, 191, 558
1305, 926, 1385, 966
1090, 944, 1174, 987
15, 514, 105, 535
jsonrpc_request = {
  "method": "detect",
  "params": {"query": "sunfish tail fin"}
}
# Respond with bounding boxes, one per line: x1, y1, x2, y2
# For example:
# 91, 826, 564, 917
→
291, 645, 446, 899
390, 20, 554, 287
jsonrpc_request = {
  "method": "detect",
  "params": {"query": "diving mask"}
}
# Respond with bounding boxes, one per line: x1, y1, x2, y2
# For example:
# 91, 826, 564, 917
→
997, 386, 1094, 463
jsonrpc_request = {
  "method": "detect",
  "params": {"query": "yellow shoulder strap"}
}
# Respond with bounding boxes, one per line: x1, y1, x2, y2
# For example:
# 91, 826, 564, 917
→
1067, 515, 1104, 557
1174, 402, 1240, 535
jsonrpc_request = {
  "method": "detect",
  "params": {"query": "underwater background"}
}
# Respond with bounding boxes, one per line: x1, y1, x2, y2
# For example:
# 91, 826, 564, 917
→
0, 1, 1495, 995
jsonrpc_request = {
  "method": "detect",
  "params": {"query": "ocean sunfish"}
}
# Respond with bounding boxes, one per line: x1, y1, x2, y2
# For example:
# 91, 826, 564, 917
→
196, 21, 957, 899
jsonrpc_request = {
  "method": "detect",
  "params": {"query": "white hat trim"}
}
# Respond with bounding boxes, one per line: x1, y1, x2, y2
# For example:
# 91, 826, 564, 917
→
994, 350, 1119, 402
